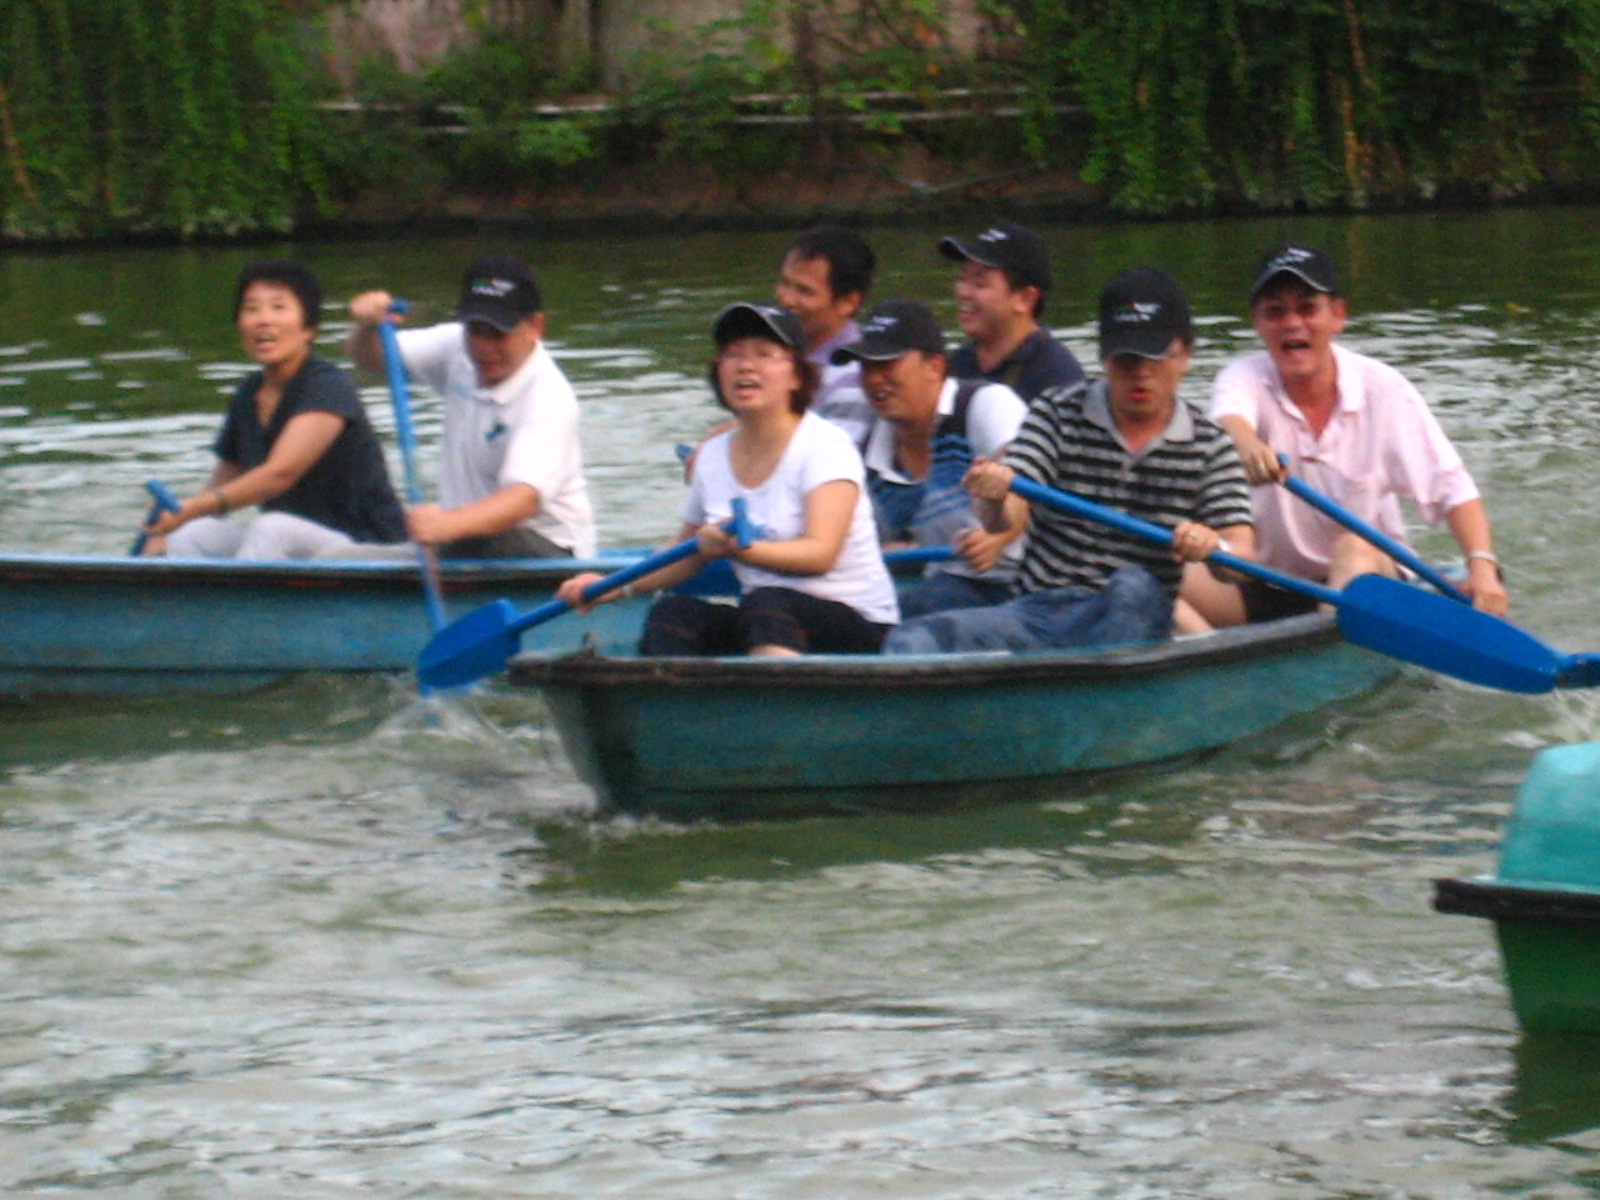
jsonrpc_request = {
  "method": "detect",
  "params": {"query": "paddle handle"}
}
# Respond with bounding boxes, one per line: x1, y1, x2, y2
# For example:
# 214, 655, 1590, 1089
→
885, 545, 958, 565
1277, 456, 1468, 602
377, 303, 424, 506
1009, 476, 1340, 605
375, 300, 449, 635
129, 479, 181, 555
506, 499, 755, 638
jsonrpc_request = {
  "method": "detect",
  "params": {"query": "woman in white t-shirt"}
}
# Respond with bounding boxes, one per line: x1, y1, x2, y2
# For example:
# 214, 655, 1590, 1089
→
556, 302, 899, 655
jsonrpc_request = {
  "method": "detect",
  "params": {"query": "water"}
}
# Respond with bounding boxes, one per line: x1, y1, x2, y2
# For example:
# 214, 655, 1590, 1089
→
6, 209, 1600, 1195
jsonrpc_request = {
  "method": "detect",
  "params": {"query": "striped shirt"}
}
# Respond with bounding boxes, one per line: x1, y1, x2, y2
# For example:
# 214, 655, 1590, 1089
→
1005, 381, 1252, 595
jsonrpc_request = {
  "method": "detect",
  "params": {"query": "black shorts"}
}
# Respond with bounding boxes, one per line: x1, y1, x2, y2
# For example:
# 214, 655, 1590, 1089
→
1240, 579, 1320, 623
641, 587, 891, 655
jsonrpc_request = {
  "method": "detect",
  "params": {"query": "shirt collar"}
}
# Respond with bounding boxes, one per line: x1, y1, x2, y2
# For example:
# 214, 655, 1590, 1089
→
809, 320, 861, 369
1082, 379, 1196, 452
478, 339, 548, 405
862, 377, 961, 480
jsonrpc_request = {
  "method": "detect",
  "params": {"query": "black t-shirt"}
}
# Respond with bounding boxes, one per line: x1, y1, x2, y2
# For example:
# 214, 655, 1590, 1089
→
947, 326, 1087, 406
214, 355, 406, 543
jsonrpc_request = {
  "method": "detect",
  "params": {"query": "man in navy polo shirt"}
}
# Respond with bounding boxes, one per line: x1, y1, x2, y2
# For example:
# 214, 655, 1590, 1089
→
939, 219, 1088, 405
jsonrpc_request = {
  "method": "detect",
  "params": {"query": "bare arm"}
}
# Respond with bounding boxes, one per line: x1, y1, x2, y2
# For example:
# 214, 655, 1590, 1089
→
346, 289, 397, 376
407, 483, 541, 546
1218, 413, 1284, 484
962, 458, 1030, 536
1444, 497, 1508, 615
555, 521, 708, 611
148, 412, 346, 534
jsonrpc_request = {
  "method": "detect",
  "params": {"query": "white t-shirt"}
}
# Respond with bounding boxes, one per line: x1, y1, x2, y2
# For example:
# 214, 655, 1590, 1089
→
1210, 342, 1479, 580
686, 411, 899, 624
397, 323, 597, 557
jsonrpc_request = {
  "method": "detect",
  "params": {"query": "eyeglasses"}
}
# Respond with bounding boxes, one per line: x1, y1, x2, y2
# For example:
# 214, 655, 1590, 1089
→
1253, 296, 1335, 322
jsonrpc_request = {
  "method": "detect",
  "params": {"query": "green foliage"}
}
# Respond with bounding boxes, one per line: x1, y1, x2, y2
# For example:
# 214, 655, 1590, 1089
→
8, 0, 1600, 238
0, 0, 337, 240
1007, 0, 1600, 211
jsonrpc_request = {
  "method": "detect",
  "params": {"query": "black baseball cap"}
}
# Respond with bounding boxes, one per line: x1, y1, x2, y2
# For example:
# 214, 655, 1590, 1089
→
938, 220, 1053, 292
711, 302, 805, 351
1098, 267, 1194, 359
830, 300, 945, 364
457, 255, 543, 331
1249, 243, 1339, 299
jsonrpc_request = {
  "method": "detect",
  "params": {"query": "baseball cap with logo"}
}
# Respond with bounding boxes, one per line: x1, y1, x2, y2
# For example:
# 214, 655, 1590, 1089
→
711, 302, 805, 351
1249, 242, 1339, 300
1097, 267, 1194, 360
457, 255, 543, 331
830, 299, 946, 364
938, 220, 1053, 293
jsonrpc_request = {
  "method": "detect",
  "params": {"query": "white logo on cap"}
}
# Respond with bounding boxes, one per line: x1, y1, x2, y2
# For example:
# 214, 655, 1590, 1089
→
471, 278, 517, 298
1266, 247, 1315, 272
976, 227, 1012, 244
1112, 301, 1164, 324
863, 314, 901, 335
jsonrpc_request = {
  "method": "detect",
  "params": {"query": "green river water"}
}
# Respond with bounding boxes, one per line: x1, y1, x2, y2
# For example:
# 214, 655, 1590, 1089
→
6, 208, 1600, 1197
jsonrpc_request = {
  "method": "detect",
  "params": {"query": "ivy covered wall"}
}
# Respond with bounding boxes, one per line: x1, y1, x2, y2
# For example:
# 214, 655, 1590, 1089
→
4, 0, 1600, 241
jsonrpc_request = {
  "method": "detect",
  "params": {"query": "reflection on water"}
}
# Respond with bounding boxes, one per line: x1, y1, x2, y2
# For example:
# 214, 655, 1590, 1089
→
1507, 1033, 1600, 1141
6, 210, 1600, 1194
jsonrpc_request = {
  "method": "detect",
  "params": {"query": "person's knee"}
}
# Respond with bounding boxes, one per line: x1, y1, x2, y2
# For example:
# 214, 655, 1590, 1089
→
882, 618, 942, 655
1105, 568, 1174, 640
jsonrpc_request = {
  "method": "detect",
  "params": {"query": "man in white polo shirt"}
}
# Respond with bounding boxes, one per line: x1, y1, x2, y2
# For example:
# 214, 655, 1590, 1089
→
348, 254, 596, 558
1179, 241, 1507, 627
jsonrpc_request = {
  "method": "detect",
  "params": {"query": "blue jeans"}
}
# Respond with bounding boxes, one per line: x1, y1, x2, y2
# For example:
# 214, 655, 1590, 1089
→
897, 571, 1016, 619
882, 566, 1171, 655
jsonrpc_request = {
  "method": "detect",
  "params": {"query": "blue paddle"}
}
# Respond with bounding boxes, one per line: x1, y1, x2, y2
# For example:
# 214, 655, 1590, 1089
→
376, 303, 448, 632
129, 479, 181, 555
1276, 456, 1468, 602
416, 500, 755, 689
1009, 475, 1571, 694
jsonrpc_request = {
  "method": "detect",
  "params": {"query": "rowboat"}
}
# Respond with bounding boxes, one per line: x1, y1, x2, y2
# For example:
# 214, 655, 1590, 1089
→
0, 551, 655, 698
1434, 741, 1600, 1035
506, 610, 1399, 821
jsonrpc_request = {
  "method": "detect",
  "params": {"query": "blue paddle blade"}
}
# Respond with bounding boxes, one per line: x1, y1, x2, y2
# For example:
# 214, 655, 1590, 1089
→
1335, 574, 1561, 694
416, 598, 522, 690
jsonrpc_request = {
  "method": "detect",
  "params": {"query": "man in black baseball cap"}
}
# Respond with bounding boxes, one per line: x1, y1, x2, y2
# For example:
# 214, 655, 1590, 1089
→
1248, 242, 1339, 300
1179, 239, 1507, 629
456, 254, 544, 332
833, 299, 1031, 617
344, 253, 595, 560
938, 219, 1086, 405
884, 266, 1256, 656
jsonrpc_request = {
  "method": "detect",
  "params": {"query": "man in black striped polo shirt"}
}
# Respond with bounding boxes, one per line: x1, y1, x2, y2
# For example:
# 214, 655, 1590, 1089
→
883, 267, 1254, 655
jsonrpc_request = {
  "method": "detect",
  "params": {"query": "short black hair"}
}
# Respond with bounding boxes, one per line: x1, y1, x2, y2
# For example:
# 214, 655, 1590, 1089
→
786, 226, 876, 302
233, 260, 323, 328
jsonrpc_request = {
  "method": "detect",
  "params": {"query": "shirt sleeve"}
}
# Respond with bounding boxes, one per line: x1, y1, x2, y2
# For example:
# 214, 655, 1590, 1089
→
396, 323, 463, 397
1209, 355, 1267, 425
1374, 366, 1480, 523
966, 383, 1028, 458
1004, 390, 1070, 486
797, 418, 866, 494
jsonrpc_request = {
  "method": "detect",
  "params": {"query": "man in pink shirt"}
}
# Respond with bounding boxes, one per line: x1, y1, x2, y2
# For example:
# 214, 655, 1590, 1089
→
1179, 242, 1508, 628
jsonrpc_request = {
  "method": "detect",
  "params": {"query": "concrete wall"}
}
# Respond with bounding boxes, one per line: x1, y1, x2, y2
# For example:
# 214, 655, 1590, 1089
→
325, 0, 1004, 91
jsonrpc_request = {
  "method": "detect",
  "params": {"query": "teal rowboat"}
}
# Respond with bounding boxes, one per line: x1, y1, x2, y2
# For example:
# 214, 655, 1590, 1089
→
506, 611, 1398, 821
0, 552, 654, 698
1435, 742, 1600, 1035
